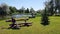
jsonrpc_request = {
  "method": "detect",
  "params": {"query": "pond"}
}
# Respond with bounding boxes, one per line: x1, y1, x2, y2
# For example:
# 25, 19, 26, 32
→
12, 14, 32, 18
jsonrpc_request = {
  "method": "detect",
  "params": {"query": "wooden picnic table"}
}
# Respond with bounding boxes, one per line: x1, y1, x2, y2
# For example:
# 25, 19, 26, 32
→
6, 18, 32, 27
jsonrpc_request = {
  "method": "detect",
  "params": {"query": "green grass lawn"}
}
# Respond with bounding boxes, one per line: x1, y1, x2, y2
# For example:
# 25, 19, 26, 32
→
0, 16, 60, 34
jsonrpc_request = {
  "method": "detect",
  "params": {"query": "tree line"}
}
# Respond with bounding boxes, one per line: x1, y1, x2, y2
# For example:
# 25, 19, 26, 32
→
0, 0, 60, 18
0, 3, 36, 18
45, 0, 60, 16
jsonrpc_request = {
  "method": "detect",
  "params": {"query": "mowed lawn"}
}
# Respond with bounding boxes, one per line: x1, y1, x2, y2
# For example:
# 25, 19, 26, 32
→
0, 16, 60, 34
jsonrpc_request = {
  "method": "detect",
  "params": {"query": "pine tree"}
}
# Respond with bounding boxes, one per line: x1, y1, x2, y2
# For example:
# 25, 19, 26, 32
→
41, 7, 49, 26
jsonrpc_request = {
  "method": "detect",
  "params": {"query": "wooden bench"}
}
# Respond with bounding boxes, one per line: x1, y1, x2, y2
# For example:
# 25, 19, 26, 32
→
18, 22, 32, 27
9, 22, 32, 27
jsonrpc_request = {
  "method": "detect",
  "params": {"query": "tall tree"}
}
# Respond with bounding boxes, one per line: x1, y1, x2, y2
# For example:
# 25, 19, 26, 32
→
25, 8, 29, 13
0, 3, 10, 15
9, 6, 17, 14
45, 0, 54, 16
30, 7, 35, 13
0, 7, 6, 18
0, 3, 10, 18
19, 7, 25, 14
41, 1, 50, 26
30, 7, 35, 17
55, 0, 60, 15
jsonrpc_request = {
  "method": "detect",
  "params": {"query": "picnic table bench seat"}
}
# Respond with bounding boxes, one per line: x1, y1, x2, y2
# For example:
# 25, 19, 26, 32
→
18, 22, 32, 27
9, 22, 32, 27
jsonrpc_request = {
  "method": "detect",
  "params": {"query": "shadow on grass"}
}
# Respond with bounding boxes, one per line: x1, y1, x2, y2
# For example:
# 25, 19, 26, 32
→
7, 27, 20, 30
1, 26, 20, 30
41, 22, 50, 26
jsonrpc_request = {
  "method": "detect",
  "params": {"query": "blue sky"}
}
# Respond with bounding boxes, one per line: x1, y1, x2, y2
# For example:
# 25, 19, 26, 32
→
0, 0, 47, 11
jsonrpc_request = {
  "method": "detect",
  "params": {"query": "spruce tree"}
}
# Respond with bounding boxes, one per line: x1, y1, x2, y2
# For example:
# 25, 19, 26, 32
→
41, 7, 49, 26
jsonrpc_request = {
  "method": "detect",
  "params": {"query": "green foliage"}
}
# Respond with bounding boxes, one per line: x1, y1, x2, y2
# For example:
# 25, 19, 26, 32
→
30, 7, 35, 13
18, 9, 24, 13
25, 8, 29, 13
45, 0, 54, 16
41, 8, 49, 26
0, 3, 9, 18
36, 13, 41, 17
54, 0, 60, 15
0, 9, 7, 16
9, 6, 17, 14
18, 7, 25, 14
45, 0, 60, 16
